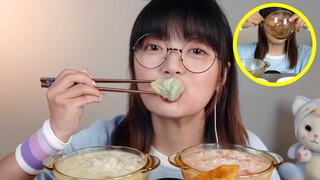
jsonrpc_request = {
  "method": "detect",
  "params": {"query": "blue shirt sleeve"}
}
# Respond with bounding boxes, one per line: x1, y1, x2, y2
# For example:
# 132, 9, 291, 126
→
294, 44, 312, 74
237, 42, 257, 60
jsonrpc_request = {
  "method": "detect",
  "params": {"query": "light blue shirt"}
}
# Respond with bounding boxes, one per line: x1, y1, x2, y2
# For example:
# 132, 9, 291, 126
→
237, 42, 312, 74
36, 114, 280, 179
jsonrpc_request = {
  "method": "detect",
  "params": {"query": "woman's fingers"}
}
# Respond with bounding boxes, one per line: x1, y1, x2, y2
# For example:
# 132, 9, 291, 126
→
50, 71, 96, 94
71, 94, 104, 108
46, 68, 104, 142
251, 18, 261, 26
296, 18, 303, 32
289, 14, 308, 32
296, 18, 308, 32
243, 12, 264, 28
247, 17, 261, 26
55, 69, 79, 82
289, 14, 299, 22
79, 68, 89, 74
58, 83, 103, 101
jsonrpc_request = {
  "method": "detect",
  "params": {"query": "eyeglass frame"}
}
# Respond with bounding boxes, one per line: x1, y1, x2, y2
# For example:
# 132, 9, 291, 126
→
131, 33, 217, 74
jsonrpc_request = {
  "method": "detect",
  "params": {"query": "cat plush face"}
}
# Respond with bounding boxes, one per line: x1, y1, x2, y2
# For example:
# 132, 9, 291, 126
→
297, 110, 320, 151
293, 96, 320, 152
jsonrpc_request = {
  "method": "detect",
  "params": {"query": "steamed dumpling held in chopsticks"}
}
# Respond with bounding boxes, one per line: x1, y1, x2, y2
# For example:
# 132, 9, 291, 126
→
151, 78, 184, 101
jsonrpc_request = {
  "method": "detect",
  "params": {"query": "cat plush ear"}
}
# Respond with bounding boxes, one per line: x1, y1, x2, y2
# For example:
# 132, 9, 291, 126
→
292, 96, 311, 117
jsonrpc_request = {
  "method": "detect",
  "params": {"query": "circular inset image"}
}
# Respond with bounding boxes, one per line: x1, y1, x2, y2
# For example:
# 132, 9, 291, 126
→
233, 3, 316, 86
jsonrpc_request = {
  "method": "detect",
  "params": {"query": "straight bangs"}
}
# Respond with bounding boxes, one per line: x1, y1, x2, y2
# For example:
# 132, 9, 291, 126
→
113, 0, 248, 151
130, 0, 233, 67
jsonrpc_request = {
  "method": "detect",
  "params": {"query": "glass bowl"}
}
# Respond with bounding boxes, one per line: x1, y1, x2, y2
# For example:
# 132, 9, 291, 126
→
241, 59, 270, 78
43, 146, 160, 180
169, 143, 283, 180
261, 10, 294, 39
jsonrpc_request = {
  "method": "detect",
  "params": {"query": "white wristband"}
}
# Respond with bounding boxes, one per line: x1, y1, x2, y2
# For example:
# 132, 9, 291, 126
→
43, 119, 72, 150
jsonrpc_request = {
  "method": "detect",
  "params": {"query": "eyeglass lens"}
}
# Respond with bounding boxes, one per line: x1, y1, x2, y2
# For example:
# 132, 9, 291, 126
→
133, 34, 216, 73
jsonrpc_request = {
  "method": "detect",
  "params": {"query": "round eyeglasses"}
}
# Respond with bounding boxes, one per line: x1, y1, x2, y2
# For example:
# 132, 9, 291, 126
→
132, 33, 217, 73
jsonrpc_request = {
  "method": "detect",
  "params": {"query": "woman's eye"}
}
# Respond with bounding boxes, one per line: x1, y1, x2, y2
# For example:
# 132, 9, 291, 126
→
190, 48, 205, 55
146, 44, 160, 51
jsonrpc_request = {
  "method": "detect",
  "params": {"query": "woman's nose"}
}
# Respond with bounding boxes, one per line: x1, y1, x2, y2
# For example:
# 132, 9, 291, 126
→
160, 49, 185, 75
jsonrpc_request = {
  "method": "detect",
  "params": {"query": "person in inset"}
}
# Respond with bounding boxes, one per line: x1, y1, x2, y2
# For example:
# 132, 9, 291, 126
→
238, 7, 312, 74
0, 0, 280, 179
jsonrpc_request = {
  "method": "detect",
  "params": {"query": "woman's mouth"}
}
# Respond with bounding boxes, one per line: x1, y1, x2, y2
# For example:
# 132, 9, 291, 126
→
159, 92, 184, 103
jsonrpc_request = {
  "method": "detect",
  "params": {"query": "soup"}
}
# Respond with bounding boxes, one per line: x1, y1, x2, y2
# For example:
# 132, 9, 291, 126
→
56, 151, 147, 179
182, 149, 270, 176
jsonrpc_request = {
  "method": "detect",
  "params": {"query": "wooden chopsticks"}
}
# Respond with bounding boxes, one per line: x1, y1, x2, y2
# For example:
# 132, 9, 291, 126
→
40, 77, 156, 95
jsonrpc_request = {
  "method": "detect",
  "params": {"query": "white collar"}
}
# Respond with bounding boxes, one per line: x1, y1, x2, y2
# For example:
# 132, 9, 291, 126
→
149, 146, 177, 168
266, 54, 286, 60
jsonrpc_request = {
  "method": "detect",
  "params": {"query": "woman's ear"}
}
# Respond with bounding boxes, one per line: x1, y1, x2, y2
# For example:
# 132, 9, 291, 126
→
220, 62, 231, 88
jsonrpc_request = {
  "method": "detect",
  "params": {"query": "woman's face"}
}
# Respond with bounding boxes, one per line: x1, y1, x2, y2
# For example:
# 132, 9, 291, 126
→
134, 35, 221, 119
264, 29, 287, 45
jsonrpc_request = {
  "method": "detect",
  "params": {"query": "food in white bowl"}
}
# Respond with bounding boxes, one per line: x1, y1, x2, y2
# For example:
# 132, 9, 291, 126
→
56, 151, 147, 179
43, 146, 160, 180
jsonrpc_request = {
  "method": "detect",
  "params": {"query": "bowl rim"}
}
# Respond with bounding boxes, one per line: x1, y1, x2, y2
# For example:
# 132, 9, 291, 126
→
174, 143, 280, 178
241, 58, 266, 70
262, 9, 295, 39
50, 145, 154, 179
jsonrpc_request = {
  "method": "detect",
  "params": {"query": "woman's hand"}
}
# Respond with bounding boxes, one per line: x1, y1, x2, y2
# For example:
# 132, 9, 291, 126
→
289, 14, 308, 32
242, 12, 264, 29
46, 68, 104, 142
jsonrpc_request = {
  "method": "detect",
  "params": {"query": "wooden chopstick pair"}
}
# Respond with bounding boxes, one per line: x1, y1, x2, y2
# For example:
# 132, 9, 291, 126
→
40, 77, 156, 95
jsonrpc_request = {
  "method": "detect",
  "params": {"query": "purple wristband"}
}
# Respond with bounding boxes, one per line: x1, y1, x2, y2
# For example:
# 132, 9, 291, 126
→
21, 138, 44, 170
16, 120, 71, 175
19, 127, 58, 171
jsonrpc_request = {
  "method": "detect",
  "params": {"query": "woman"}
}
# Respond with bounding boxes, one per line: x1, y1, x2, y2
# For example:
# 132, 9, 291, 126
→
238, 7, 312, 74
0, 0, 279, 179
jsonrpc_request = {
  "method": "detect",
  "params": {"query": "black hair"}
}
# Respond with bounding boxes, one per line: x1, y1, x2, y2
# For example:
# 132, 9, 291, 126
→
112, 0, 248, 152
255, 7, 298, 69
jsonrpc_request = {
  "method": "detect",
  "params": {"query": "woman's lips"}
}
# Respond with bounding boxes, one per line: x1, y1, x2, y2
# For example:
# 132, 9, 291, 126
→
159, 92, 184, 103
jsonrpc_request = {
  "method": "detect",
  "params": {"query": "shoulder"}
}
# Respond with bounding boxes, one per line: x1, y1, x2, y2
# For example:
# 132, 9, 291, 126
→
246, 130, 268, 151
88, 114, 124, 133
297, 44, 312, 53
237, 42, 257, 59
63, 114, 125, 152
294, 44, 312, 71
296, 44, 312, 60
237, 42, 257, 52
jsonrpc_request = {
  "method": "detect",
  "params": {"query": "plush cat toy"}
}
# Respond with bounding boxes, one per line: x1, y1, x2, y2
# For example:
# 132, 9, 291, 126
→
278, 96, 320, 180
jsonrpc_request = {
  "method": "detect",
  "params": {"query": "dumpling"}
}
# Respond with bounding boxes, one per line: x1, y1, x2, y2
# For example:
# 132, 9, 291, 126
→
151, 78, 184, 101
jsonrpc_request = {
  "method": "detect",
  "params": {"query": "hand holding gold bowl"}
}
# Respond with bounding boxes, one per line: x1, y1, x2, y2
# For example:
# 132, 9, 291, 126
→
261, 10, 295, 39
